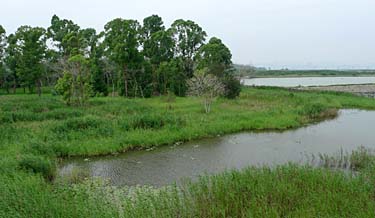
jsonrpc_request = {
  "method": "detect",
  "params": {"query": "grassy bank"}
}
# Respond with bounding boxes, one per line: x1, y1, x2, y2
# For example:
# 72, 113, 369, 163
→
1, 86, 375, 217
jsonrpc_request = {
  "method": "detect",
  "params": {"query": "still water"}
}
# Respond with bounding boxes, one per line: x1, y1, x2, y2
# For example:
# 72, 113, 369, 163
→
243, 77, 375, 87
59, 110, 375, 187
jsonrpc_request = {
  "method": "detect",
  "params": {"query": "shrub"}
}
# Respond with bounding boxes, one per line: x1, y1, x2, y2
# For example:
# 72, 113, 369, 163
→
222, 75, 241, 99
121, 113, 185, 130
23, 142, 55, 157
18, 155, 56, 180
299, 102, 333, 119
52, 116, 104, 133
51, 116, 114, 139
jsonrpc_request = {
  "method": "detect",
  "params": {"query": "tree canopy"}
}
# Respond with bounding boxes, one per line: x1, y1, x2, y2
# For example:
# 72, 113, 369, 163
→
0, 15, 240, 101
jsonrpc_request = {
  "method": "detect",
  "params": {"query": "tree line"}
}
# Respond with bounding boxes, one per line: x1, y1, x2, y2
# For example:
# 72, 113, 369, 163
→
0, 15, 240, 102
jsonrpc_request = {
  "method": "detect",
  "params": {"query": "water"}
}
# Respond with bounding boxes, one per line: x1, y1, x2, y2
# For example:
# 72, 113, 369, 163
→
243, 77, 375, 87
59, 110, 375, 187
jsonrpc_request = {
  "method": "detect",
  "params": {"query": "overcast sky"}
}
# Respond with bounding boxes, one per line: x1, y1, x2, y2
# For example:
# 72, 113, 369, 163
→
1, 0, 375, 69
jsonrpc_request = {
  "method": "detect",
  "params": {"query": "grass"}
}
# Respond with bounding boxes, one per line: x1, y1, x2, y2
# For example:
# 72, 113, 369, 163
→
1, 86, 375, 217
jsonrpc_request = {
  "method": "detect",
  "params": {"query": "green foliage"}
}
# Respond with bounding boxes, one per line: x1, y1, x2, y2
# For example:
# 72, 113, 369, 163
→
0, 25, 5, 57
52, 116, 104, 133
55, 71, 73, 104
55, 55, 93, 105
196, 37, 240, 99
222, 72, 241, 99
2, 15, 238, 100
156, 59, 187, 96
104, 18, 142, 97
3, 34, 20, 93
121, 113, 185, 130
196, 37, 232, 73
47, 15, 80, 56
0, 25, 5, 85
14, 26, 47, 95
171, 19, 207, 78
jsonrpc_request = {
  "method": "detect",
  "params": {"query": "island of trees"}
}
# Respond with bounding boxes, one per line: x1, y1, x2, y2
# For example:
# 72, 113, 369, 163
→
0, 15, 240, 105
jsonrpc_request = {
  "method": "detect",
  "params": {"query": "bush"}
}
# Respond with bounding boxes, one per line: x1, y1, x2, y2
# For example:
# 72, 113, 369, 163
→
51, 116, 114, 139
18, 155, 56, 180
121, 113, 185, 130
299, 102, 328, 118
23, 142, 55, 157
222, 75, 241, 99
52, 116, 104, 133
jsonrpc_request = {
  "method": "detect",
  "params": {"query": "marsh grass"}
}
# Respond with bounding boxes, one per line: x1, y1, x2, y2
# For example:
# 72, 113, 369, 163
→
312, 146, 375, 171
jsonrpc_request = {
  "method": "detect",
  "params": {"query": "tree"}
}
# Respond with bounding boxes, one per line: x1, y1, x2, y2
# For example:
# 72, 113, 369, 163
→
0, 25, 7, 92
14, 26, 47, 96
81, 28, 108, 96
142, 15, 164, 43
3, 34, 19, 93
0, 25, 5, 61
103, 18, 142, 97
156, 59, 186, 96
171, 19, 207, 78
47, 15, 80, 57
196, 37, 232, 75
55, 55, 93, 105
196, 37, 240, 99
187, 68, 224, 113
142, 17, 175, 94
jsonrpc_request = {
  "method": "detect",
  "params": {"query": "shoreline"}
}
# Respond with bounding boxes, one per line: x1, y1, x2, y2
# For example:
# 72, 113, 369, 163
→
297, 84, 375, 98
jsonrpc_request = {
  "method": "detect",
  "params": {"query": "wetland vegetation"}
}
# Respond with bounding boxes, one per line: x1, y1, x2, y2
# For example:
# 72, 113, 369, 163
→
2, 86, 375, 217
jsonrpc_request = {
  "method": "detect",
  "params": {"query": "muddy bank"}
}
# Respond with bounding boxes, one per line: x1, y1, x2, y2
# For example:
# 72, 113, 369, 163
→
298, 84, 375, 98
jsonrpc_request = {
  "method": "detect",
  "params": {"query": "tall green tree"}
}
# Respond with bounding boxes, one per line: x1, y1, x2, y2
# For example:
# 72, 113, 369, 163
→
142, 15, 164, 42
0, 25, 5, 61
78, 28, 108, 96
0, 25, 7, 92
14, 26, 47, 96
3, 34, 19, 93
196, 37, 240, 98
171, 19, 207, 78
103, 18, 142, 97
142, 16, 175, 94
47, 15, 80, 57
156, 59, 186, 96
196, 37, 232, 75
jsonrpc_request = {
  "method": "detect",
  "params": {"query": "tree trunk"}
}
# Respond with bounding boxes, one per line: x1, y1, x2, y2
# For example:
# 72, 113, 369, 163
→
152, 64, 158, 96
112, 78, 115, 97
36, 79, 42, 97
123, 65, 128, 97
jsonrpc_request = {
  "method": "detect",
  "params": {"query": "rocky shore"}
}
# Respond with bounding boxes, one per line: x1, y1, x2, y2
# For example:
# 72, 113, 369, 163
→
297, 84, 375, 98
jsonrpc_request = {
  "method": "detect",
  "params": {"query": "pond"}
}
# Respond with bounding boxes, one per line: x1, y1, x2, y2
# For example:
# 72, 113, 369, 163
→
242, 77, 375, 87
59, 110, 375, 187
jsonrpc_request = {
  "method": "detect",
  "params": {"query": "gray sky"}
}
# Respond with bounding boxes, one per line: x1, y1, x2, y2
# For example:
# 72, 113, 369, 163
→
2, 0, 375, 69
